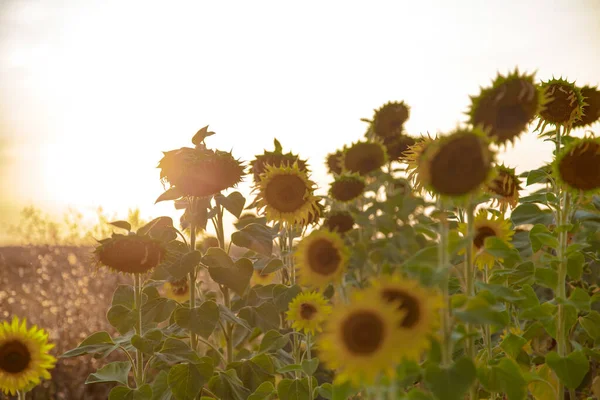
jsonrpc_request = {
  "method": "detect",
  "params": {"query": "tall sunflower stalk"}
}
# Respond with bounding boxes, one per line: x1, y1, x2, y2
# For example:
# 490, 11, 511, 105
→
133, 272, 144, 386
463, 200, 478, 400
437, 199, 453, 367
188, 199, 198, 352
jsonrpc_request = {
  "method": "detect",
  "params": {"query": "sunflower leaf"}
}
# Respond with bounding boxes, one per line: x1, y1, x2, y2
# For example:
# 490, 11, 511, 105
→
155, 187, 184, 204
168, 362, 214, 400
216, 191, 246, 219
174, 301, 220, 339
108, 384, 153, 400
231, 223, 275, 257
85, 361, 131, 385
109, 220, 132, 231
545, 350, 590, 389
424, 357, 476, 400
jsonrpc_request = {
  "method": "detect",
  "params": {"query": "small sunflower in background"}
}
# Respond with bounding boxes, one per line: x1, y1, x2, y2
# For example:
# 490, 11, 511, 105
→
537, 78, 585, 132
323, 210, 355, 234
382, 134, 416, 162
0, 317, 56, 396
286, 292, 332, 335
342, 141, 388, 176
418, 128, 495, 199
484, 164, 522, 211
329, 173, 366, 203
573, 85, 600, 128
317, 290, 405, 386
254, 163, 320, 225
295, 230, 349, 289
250, 267, 279, 286
250, 138, 309, 184
157, 127, 245, 200
325, 149, 344, 176
402, 133, 435, 193
361, 276, 443, 361
553, 136, 600, 193
163, 278, 190, 303
459, 209, 514, 270
368, 101, 411, 139
95, 233, 166, 274
469, 69, 544, 145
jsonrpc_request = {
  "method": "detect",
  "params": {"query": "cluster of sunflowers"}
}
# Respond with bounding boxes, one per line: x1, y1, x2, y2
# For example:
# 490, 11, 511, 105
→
3, 68, 600, 400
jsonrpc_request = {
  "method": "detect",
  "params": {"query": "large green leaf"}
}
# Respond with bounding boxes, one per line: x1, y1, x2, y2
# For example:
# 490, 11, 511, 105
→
109, 385, 153, 400
423, 357, 476, 400
174, 301, 220, 339
511, 204, 553, 226
62, 331, 116, 358
216, 191, 246, 219
453, 293, 509, 327
168, 362, 214, 400
478, 358, 527, 400
151, 370, 172, 400
277, 378, 312, 400
238, 302, 281, 333
545, 350, 590, 389
157, 338, 203, 364
85, 361, 131, 385
207, 369, 251, 400
208, 257, 253, 296
231, 223, 275, 256
580, 311, 600, 340
131, 329, 163, 355
248, 381, 277, 400
234, 354, 276, 393
107, 304, 137, 335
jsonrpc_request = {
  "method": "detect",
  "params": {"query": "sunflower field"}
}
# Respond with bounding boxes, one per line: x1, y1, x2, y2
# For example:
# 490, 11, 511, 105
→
3, 69, 600, 400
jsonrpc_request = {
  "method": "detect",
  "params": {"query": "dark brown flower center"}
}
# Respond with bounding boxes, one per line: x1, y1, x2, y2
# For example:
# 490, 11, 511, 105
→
300, 303, 318, 320
344, 144, 385, 175
384, 135, 416, 161
374, 103, 410, 138
327, 151, 344, 175
341, 311, 385, 355
429, 135, 491, 196
558, 142, 600, 191
574, 86, 600, 127
0, 340, 31, 374
330, 179, 365, 202
264, 174, 309, 213
381, 289, 421, 328
307, 239, 341, 276
98, 237, 165, 274
474, 226, 497, 249
324, 213, 354, 234
540, 83, 580, 125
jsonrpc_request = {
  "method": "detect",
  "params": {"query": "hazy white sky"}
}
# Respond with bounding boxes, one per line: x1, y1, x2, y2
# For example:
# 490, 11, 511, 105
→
0, 0, 599, 242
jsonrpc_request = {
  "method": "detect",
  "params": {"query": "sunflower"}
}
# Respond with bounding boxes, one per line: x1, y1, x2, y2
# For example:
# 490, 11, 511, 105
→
286, 292, 332, 335
329, 173, 366, 203
362, 276, 443, 361
295, 230, 349, 289
0, 317, 56, 396
537, 78, 585, 132
325, 150, 344, 176
468, 68, 544, 145
484, 164, 522, 210
382, 134, 416, 161
317, 290, 405, 385
402, 133, 435, 193
418, 128, 495, 199
459, 209, 514, 269
342, 141, 388, 175
163, 280, 190, 303
250, 267, 279, 286
370, 101, 411, 138
158, 146, 245, 199
250, 139, 309, 183
323, 211, 355, 234
254, 163, 321, 225
303, 198, 325, 227
553, 136, 600, 193
95, 233, 166, 274
573, 85, 600, 128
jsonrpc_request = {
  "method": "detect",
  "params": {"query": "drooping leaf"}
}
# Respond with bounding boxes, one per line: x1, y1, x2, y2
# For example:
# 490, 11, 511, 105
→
168, 362, 214, 400
424, 357, 476, 400
85, 361, 131, 385
231, 223, 275, 256
109, 220, 132, 231
216, 191, 246, 219
174, 301, 220, 339
62, 331, 116, 358
545, 350, 590, 389
109, 385, 153, 400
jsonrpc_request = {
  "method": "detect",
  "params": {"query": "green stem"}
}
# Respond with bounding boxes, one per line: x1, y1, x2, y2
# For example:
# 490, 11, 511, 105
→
306, 333, 313, 400
214, 201, 233, 365
288, 224, 296, 285
133, 273, 144, 386
17, 390, 26, 400
189, 218, 198, 351
437, 199, 452, 366
464, 200, 477, 400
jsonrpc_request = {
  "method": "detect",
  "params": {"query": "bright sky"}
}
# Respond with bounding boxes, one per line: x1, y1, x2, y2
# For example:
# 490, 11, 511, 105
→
1, 0, 599, 243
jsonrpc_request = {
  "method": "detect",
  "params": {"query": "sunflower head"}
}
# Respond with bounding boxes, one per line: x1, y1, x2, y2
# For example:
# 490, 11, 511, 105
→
0, 317, 56, 396
418, 128, 495, 199
295, 230, 349, 289
323, 211, 355, 234
317, 290, 405, 385
329, 173, 366, 203
485, 164, 522, 210
254, 163, 320, 225
163, 280, 190, 303
469, 68, 544, 145
573, 85, 600, 128
158, 142, 245, 199
459, 209, 515, 269
95, 233, 166, 274
286, 291, 332, 335
364, 276, 443, 360
342, 141, 388, 175
370, 101, 411, 138
402, 133, 436, 193
553, 136, 600, 193
326, 150, 345, 176
250, 139, 309, 183
537, 78, 585, 131
382, 134, 417, 161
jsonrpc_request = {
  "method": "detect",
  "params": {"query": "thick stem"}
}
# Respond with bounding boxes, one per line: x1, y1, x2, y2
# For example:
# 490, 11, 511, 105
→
17, 390, 26, 400
288, 224, 296, 285
215, 201, 234, 365
437, 199, 453, 366
133, 273, 144, 386
306, 333, 313, 400
189, 219, 198, 351
464, 201, 477, 400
